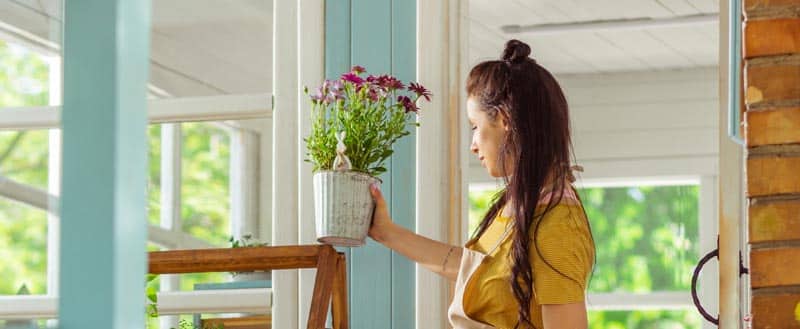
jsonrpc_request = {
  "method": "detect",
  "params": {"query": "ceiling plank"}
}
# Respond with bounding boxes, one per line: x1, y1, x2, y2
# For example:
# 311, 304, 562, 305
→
652, 0, 702, 15
595, 29, 695, 69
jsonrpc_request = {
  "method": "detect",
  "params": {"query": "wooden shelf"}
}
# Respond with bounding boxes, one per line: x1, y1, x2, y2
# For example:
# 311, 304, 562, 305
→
149, 244, 348, 329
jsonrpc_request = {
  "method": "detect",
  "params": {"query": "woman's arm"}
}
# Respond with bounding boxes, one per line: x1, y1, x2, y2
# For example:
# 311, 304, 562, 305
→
368, 184, 462, 281
542, 303, 588, 329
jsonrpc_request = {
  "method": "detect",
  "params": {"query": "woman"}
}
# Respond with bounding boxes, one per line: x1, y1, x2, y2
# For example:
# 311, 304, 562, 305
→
368, 39, 595, 329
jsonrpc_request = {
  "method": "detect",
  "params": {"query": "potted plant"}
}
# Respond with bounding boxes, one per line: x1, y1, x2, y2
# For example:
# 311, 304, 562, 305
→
305, 65, 430, 247
228, 234, 271, 282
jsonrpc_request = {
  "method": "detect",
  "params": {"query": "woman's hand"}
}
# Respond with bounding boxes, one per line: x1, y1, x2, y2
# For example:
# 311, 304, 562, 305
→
368, 183, 395, 243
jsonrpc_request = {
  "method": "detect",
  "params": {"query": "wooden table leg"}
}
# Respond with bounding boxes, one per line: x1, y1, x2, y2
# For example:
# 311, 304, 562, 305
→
332, 253, 349, 329
307, 246, 337, 329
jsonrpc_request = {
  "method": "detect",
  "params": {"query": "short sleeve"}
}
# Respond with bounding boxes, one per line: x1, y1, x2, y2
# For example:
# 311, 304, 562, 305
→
529, 205, 594, 305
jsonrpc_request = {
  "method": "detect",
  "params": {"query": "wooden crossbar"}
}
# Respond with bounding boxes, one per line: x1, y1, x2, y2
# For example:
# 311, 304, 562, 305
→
148, 244, 349, 329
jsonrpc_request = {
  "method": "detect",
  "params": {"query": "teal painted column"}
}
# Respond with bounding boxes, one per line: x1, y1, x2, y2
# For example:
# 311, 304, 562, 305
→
326, 0, 416, 328
389, 0, 416, 327
59, 0, 150, 328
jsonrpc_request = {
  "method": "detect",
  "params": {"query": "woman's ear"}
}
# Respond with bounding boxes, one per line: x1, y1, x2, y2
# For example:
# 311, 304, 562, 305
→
498, 111, 511, 131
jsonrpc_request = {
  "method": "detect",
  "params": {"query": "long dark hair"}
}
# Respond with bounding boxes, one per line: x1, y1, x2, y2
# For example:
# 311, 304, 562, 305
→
466, 39, 588, 328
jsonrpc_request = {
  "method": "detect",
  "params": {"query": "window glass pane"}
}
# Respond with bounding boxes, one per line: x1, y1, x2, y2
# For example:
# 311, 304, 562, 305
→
0, 202, 47, 295
181, 122, 230, 247
148, 124, 162, 226
0, 39, 52, 296
0, 40, 51, 108
584, 185, 698, 292
588, 310, 701, 329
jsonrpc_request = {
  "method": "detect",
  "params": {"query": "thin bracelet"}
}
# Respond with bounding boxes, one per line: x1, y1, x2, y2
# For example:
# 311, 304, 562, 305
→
441, 247, 456, 272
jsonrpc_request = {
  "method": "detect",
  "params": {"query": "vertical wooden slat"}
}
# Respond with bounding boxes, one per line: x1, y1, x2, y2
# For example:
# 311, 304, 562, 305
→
416, 0, 452, 327
308, 246, 337, 329
350, 1, 394, 327
272, 0, 299, 327
391, 0, 416, 327
60, 0, 150, 327
332, 253, 350, 329
325, 1, 417, 327
298, 1, 326, 327
324, 0, 354, 324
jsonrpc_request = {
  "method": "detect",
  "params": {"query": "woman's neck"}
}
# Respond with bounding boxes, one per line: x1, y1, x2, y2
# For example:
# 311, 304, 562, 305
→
500, 178, 569, 218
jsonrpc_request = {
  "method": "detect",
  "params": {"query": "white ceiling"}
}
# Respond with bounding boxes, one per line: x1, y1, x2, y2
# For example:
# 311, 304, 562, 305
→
1, 0, 719, 97
0, 0, 272, 98
468, 0, 720, 73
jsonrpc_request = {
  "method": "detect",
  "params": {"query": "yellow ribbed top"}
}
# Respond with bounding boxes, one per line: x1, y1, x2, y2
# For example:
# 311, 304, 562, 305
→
462, 203, 594, 329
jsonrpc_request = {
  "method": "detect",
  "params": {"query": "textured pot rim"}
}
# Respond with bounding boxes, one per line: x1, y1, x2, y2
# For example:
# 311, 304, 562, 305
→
313, 170, 383, 183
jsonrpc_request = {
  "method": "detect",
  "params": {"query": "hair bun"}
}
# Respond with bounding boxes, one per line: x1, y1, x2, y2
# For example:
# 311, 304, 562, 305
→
501, 39, 531, 64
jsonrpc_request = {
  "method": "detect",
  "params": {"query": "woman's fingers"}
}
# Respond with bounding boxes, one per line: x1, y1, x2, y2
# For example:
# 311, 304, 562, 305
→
369, 183, 386, 205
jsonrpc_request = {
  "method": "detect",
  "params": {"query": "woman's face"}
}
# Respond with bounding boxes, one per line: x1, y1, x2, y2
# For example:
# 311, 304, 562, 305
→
467, 96, 511, 178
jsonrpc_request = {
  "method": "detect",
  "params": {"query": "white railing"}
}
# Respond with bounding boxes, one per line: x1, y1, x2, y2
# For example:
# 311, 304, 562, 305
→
0, 93, 272, 131
0, 288, 272, 320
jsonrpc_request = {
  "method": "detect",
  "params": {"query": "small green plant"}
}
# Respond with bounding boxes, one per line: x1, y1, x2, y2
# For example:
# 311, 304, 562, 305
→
146, 275, 225, 329
304, 65, 430, 177
146, 273, 160, 318
173, 318, 223, 329
229, 234, 270, 278
228, 234, 269, 249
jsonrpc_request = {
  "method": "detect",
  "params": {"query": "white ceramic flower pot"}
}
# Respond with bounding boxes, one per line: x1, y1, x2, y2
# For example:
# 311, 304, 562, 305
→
313, 170, 379, 247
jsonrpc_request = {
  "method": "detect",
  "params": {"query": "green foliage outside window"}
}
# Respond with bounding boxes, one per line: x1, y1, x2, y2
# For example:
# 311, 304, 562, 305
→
0, 39, 51, 296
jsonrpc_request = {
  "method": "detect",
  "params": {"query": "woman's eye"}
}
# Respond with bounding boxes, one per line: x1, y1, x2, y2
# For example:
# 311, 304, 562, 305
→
471, 126, 477, 131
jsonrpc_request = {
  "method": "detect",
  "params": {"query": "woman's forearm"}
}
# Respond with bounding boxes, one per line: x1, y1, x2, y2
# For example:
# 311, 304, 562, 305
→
372, 222, 462, 281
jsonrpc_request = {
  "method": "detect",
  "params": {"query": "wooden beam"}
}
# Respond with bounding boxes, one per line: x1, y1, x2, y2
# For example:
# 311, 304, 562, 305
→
751, 292, 800, 328
745, 62, 800, 109
746, 107, 800, 146
746, 156, 800, 197
744, 19, 800, 58
148, 245, 321, 274
750, 198, 800, 243
750, 248, 800, 288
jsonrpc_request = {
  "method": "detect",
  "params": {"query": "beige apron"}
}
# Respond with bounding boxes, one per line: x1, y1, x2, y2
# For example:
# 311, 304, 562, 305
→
447, 223, 513, 329
447, 187, 580, 329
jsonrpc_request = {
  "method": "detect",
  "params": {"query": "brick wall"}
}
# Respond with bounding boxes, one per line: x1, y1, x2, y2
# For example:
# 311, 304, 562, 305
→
743, 0, 800, 327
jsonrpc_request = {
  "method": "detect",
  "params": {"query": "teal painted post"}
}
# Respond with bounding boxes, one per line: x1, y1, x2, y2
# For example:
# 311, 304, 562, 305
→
390, 0, 416, 328
351, 0, 394, 327
326, 0, 417, 327
59, 0, 150, 328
